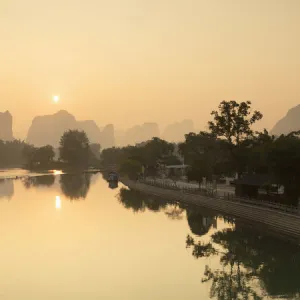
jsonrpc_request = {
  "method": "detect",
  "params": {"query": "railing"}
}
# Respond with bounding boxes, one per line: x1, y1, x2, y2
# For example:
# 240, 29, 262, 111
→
139, 178, 218, 198
138, 178, 299, 215
224, 192, 299, 215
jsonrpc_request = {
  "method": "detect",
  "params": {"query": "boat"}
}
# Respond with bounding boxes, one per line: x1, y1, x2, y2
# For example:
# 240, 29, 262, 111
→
109, 181, 118, 189
108, 171, 119, 182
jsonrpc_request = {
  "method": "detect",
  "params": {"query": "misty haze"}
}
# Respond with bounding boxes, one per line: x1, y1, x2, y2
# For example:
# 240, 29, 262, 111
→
1, 1, 300, 300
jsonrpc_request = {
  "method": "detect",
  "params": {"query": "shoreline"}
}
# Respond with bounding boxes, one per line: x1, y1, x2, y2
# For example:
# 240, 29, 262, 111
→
0, 168, 101, 180
121, 177, 300, 242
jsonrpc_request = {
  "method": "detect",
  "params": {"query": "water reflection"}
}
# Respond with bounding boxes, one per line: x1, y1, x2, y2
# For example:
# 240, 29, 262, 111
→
186, 223, 300, 299
59, 173, 91, 200
0, 179, 14, 199
164, 204, 185, 220
55, 195, 61, 209
23, 175, 55, 188
186, 207, 217, 237
118, 187, 174, 214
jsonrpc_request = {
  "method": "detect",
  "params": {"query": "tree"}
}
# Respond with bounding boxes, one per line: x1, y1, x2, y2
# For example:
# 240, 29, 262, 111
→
208, 101, 263, 145
268, 132, 300, 203
100, 147, 125, 168
179, 131, 231, 184
208, 101, 263, 177
32, 145, 55, 166
59, 130, 90, 166
0, 140, 31, 167
120, 159, 142, 180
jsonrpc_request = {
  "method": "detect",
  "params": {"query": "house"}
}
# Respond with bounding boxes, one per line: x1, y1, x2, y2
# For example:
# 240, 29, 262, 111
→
234, 174, 273, 198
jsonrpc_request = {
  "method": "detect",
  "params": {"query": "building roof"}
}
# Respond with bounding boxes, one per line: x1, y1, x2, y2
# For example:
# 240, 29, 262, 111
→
234, 174, 273, 187
165, 164, 189, 169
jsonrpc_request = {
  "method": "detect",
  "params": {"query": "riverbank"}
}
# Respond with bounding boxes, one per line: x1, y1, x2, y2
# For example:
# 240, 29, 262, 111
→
121, 177, 300, 242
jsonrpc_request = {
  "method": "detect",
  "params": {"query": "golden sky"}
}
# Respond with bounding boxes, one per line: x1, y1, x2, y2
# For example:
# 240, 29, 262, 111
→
1, 0, 300, 138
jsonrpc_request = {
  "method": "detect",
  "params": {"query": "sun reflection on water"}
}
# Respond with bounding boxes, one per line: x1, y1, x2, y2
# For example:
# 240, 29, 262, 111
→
52, 170, 63, 175
55, 196, 61, 209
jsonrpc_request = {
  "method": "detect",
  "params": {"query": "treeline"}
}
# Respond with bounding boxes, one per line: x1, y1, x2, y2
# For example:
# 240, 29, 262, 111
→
0, 140, 29, 167
101, 100, 300, 204
101, 137, 182, 179
0, 130, 101, 169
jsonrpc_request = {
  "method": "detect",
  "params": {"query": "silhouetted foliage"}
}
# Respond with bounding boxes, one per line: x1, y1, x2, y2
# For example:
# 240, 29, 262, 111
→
118, 187, 172, 213
0, 139, 30, 167
100, 137, 175, 177
118, 188, 145, 212
179, 132, 231, 182
208, 100, 263, 145
186, 223, 300, 299
60, 173, 91, 200
186, 207, 217, 236
164, 204, 185, 220
23, 175, 55, 188
119, 159, 142, 180
24, 145, 55, 168
59, 130, 90, 166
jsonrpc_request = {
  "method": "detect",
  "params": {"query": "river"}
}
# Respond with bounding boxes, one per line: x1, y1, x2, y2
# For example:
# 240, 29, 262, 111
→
0, 173, 299, 300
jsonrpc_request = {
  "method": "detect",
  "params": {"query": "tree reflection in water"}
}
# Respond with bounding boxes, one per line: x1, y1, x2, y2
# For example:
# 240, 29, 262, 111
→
59, 173, 91, 200
186, 224, 300, 300
186, 207, 217, 237
118, 187, 185, 219
118, 188, 300, 299
23, 175, 55, 188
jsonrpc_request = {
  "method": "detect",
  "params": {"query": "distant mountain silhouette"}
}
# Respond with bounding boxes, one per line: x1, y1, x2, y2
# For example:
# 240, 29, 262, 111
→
271, 105, 300, 135
162, 119, 195, 142
114, 120, 195, 146
27, 110, 115, 148
0, 111, 13, 141
118, 123, 160, 146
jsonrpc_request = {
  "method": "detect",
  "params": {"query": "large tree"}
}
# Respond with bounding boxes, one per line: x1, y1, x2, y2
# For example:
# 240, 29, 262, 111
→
208, 100, 263, 145
59, 130, 90, 166
179, 131, 231, 183
208, 101, 263, 177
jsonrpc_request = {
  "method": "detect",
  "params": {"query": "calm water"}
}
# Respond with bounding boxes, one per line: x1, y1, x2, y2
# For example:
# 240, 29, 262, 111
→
1, 174, 300, 300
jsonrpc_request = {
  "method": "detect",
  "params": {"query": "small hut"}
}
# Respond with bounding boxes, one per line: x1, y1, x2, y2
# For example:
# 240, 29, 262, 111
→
234, 174, 273, 198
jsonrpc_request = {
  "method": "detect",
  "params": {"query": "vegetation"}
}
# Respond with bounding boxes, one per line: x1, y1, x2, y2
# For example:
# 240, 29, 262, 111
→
0, 140, 29, 167
23, 145, 55, 168
100, 100, 300, 205
186, 224, 300, 299
119, 159, 142, 180
101, 137, 176, 179
59, 130, 90, 167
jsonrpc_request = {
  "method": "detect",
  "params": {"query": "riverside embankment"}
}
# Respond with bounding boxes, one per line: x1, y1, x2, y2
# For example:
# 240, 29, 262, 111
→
121, 177, 300, 242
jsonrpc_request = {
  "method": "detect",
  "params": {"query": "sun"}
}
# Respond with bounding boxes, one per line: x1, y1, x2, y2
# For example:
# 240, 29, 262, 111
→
53, 95, 60, 103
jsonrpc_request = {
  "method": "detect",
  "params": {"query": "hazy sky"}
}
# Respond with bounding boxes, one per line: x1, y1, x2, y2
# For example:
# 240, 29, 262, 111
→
1, 0, 300, 138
